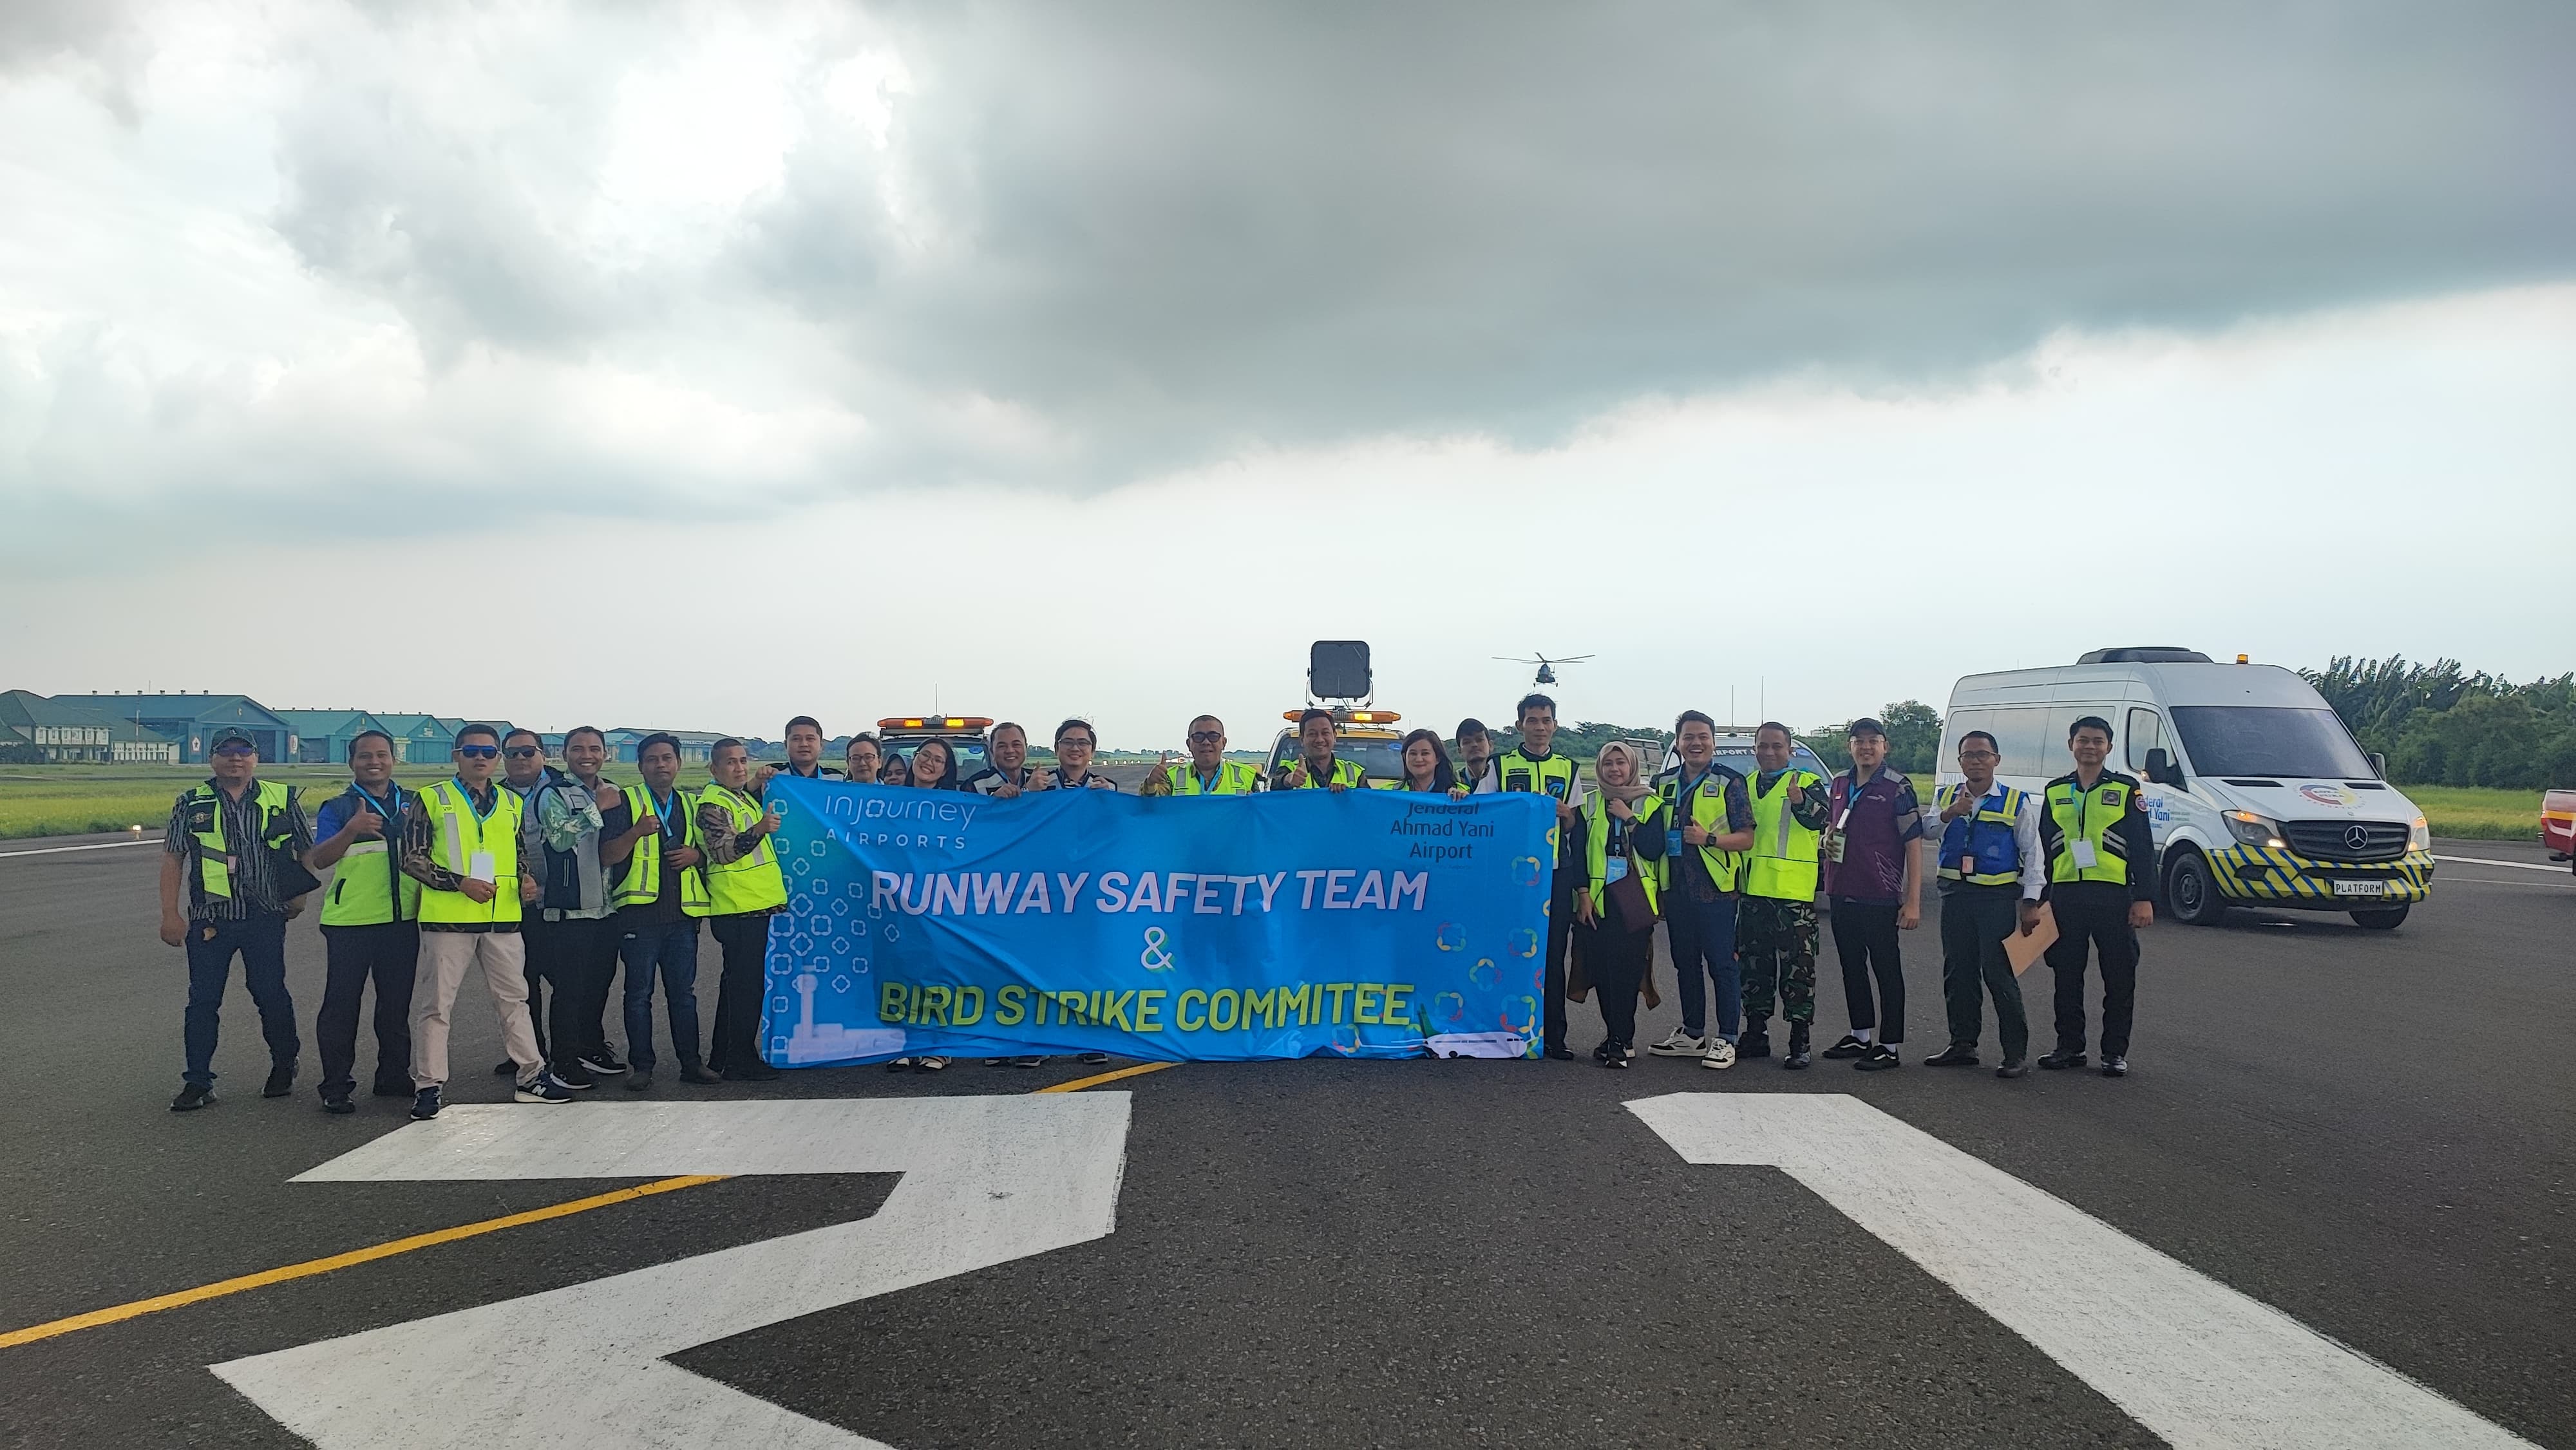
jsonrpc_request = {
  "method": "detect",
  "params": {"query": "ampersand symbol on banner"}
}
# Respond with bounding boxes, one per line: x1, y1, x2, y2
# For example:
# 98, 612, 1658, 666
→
1139, 926, 1176, 971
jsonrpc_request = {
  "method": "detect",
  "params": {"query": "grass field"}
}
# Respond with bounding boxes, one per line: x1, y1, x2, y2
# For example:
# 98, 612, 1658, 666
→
0, 764, 2552, 843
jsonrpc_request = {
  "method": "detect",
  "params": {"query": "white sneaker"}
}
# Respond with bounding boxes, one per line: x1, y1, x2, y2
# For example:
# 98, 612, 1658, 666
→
1701, 1038, 1738, 1071
1647, 1030, 1707, 1057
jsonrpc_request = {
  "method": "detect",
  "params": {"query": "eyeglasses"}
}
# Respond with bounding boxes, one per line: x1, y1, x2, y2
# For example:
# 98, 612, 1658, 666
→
456, 744, 500, 758
504, 746, 541, 759
1186, 731, 1223, 743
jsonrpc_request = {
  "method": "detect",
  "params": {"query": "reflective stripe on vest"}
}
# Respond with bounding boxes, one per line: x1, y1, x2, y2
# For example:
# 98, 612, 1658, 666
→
1655, 767, 1745, 894
1280, 757, 1366, 790
1164, 760, 1262, 795
1493, 748, 1578, 801
417, 778, 522, 926
1581, 791, 1663, 918
2045, 776, 2133, 885
185, 780, 294, 901
319, 783, 421, 926
611, 784, 712, 915
1743, 768, 1823, 902
699, 782, 788, 916
1935, 783, 2027, 887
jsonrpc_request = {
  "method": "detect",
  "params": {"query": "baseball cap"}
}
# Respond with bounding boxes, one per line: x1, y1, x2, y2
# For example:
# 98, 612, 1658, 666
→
1846, 717, 1887, 739
210, 728, 258, 753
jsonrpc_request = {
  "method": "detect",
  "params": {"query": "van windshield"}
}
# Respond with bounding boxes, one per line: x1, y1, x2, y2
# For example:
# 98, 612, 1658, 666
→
2170, 706, 2372, 779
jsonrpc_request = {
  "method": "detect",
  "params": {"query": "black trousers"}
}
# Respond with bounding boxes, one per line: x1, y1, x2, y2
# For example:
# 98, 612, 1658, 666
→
1829, 898, 1906, 1044
707, 912, 773, 1073
1543, 865, 1575, 1052
317, 922, 415, 1097
1937, 885, 2028, 1060
2043, 883, 2140, 1057
529, 916, 616, 1069
518, 916, 563, 1062
1577, 900, 1653, 1051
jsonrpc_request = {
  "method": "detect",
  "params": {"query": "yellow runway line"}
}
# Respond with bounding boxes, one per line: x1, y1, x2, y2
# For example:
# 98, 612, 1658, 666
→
0, 1174, 724, 1351
1035, 1060, 1178, 1093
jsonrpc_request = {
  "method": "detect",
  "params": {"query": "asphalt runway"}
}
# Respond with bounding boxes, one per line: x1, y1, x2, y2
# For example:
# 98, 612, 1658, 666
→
1, 831, 2568, 1447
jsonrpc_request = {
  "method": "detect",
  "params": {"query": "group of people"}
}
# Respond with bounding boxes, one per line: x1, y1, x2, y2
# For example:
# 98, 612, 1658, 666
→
156, 693, 2152, 1115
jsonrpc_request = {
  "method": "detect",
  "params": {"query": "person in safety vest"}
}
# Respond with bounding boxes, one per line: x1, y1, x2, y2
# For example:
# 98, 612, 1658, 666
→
1647, 710, 1756, 1070
304, 728, 420, 1112
757, 715, 842, 791
495, 730, 565, 1078
1144, 715, 1265, 796
965, 722, 1041, 796
1273, 709, 1367, 791
1737, 721, 1830, 1069
531, 725, 630, 1083
598, 731, 717, 1091
699, 739, 789, 1082
2038, 715, 2155, 1078
1572, 742, 1669, 1068
1474, 693, 1586, 1059
160, 727, 315, 1112
1384, 728, 1463, 794
1924, 730, 2043, 1078
396, 724, 574, 1121
1818, 717, 1927, 1072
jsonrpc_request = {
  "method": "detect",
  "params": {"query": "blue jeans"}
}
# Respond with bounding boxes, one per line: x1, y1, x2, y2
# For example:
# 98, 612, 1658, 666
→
1666, 890, 1742, 1042
620, 918, 703, 1071
184, 912, 299, 1086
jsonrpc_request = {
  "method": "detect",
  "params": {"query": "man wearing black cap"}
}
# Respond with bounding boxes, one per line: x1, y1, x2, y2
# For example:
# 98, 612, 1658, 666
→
1818, 717, 1925, 1071
159, 728, 315, 1111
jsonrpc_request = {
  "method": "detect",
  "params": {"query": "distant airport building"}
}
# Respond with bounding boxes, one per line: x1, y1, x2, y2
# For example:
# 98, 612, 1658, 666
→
51, 693, 294, 764
273, 709, 394, 764
0, 690, 114, 763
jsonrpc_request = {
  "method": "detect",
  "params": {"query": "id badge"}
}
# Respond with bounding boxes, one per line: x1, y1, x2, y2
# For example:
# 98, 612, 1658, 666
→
467, 850, 497, 883
1604, 856, 1629, 885
2070, 840, 2098, 870
1824, 831, 1846, 863
1960, 854, 1977, 876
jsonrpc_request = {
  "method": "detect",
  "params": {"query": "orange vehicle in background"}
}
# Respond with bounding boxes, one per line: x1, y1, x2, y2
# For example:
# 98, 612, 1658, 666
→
2545, 789, 2575, 873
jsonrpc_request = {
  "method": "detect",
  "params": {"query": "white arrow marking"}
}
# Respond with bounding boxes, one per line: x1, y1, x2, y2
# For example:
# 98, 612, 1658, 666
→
1627, 1093, 2535, 1450
213, 1095, 1132, 1449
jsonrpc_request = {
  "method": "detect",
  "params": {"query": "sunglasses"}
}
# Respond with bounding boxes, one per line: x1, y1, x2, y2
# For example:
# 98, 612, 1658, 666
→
504, 746, 542, 759
212, 744, 256, 756
1186, 731, 1223, 743
456, 744, 500, 759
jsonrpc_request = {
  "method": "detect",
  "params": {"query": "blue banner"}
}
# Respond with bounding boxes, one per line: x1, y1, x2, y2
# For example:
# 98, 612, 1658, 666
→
755, 777, 1558, 1064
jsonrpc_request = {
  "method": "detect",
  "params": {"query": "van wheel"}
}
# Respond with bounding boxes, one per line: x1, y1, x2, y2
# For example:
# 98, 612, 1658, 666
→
2349, 906, 2409, 930
2164, 850, 2229, 926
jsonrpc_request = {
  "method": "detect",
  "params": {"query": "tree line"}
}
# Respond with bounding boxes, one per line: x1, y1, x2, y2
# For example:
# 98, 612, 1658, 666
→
2302, 656, 2576, 791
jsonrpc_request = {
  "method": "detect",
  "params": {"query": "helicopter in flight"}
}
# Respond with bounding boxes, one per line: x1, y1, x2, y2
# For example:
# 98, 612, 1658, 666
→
1495, 652, 1594, 687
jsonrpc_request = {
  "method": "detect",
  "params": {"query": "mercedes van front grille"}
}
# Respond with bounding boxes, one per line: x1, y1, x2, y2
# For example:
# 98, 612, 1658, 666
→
2281, 820, 2411, 862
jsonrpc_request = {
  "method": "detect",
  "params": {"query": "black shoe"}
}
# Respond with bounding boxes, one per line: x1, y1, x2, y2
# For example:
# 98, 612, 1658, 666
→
1854, 1042, 1901, 1071
2038, 1049, 2088, 1071
1736, 1030, 1772, 1060
721, 1063, 783, 1082
1076, 1051, 1111, 1066
1995, 1059, 2029, 1079
2100, 1056, 2128, 1078
554, 1064, 598, 1090
1544, 1045, 1577, 1060
370, 1081, 410, 1098
1924, 1044, 1980, 1068
1591, 1040, 1611, 1062
1821, 1034, 1870, 1060
493, 1060, 515, 1076
410, 1086, 441, 1120
625, 1068, 654, 1092
263, 1064, 295, 1098
1602, 1046, 1631, 1069
321, 1091, 355, 1115
677, 1064, 721, 1085
1009, 1055, 1046, 1068
577, 1048, 628, 1075
171, 1082, 215, 1112
1783, 1027, 1812, 1070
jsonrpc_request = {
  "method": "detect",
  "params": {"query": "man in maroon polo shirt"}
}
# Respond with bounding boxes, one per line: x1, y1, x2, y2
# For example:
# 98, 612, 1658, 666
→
1819, 717, 1925, 1070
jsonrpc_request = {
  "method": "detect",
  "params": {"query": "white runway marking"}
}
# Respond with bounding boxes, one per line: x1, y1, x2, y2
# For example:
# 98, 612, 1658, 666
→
1627, 1093, 2535, 1450
213, 1095, 1133, 1450
2433, 853, 2566, 873
0, 837, 156, 860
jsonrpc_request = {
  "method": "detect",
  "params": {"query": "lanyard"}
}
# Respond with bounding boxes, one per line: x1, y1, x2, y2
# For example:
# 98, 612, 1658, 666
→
650, 788, 684, 842
450, 778, 498, 822
1196, 769, 1222, 794
354, 782, 401, 821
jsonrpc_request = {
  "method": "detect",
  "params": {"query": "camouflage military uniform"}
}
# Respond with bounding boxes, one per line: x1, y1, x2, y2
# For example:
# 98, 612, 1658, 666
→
1736, 897, 1817, 1027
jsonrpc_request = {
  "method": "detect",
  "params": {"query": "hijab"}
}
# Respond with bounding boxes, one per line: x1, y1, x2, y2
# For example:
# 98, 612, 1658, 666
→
1594, 741, 1652, 807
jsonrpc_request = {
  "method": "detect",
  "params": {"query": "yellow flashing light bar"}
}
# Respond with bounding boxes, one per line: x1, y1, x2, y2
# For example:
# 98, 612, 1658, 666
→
879, 717, 994, 731
1278, 709, 1401, 724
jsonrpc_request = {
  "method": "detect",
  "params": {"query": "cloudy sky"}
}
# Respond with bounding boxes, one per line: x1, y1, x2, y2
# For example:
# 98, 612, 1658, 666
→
2, 1, 2569, 747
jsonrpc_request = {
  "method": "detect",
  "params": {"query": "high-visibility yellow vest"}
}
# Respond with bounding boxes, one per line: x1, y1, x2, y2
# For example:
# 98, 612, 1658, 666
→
1580, 791, 1666, 917
417, 778, 522, 927
1161, 760, 1263, 795
2043, 773, 2137, 886
611, 784, 712, 915
1654, 766, 1747, 894
181, 780, 297, 903
699, 781, 788, 915
318, 783, 421, 926
1276, 756, 1367, 789
1491, 748, 1579, 802
1933, 782, 2029, 887
1744, 767, 1824, 902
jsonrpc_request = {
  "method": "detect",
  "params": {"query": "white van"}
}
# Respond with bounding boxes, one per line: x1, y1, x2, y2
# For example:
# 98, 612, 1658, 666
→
1935, 648, 2432, 930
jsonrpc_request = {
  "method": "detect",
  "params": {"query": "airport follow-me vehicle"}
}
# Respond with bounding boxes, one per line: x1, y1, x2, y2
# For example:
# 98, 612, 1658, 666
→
876, 715, 994, 780
1937, 648, 2432, 929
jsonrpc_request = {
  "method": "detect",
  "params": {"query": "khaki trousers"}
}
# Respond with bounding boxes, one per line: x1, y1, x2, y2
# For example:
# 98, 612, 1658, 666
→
410, 930, 544, 1089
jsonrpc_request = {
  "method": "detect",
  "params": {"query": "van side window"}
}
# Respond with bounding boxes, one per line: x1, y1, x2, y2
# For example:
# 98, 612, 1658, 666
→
1960, 706, 2052, 780
2126, 708, 2163, 773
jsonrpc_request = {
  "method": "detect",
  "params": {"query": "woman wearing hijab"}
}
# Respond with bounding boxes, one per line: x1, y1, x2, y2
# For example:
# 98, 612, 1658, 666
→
877, 750, 911, 785
1573, 741, 1670, 1068
1386, 728, 1461, 795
